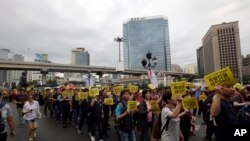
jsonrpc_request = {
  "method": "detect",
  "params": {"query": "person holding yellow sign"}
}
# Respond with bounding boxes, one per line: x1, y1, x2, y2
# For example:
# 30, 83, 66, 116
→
115, 89, 136, 141
138, 89, 153, 141
160, 91, 184, 141
102, 88, 111, 139
71, 89, 80, 128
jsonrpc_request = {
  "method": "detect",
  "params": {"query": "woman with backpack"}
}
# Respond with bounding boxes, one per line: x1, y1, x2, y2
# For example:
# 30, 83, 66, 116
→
138, 89, 152, 141
161, 91, 184, 141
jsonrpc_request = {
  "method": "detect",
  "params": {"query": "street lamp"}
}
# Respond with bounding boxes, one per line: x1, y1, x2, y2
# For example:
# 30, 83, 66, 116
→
114, 37, 125, 62
87, 70, 91, 85
141, 51, 158, 70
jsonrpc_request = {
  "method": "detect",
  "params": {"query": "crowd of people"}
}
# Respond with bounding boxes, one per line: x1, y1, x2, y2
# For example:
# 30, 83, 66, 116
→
0, 83, 250, 141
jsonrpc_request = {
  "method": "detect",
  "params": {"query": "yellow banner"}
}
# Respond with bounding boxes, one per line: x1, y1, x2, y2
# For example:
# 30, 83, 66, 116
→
182, 97, 199, 109
149, 100, 160, 112
129, 85, 139, 93
104, 98, 114, 105
148, 84, 155, 90
79, 92, 88, 100
113, 86, 124, 96
127, 101, 137, 111
170, 81, 186, 97
199, 94, 207, 101
89, 88, 99, 97
204, 67, 236, 91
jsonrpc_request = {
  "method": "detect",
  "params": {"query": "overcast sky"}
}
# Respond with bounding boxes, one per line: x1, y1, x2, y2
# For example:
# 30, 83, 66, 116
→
0, 0, 249, 68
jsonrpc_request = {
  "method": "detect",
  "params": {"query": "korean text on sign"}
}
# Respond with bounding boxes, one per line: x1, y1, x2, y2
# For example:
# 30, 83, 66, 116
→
104, 98, 114, 105
127, 101, 137, 112
149, 100, 160, 112
170, 81, 186, 97
204, 67, 236, 91
182, 97, 199, 109
79, 92, 88, 100
89, 88, 99, 97
113, 86, 123, 96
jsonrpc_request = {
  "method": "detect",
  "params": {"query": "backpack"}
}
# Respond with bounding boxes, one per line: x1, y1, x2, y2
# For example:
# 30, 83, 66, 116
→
0, 102, 6, 133
151, 107, 171, 139
116, 102, 134, 133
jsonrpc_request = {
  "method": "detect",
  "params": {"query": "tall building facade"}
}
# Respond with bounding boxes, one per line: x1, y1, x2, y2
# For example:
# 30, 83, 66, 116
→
7, 54, 25, 83
183, 63, 198, 74
123, 16, 171, 71
171, 64, 182, 73
197, 46, 205, 77
198, 21, 241, 78
0, 49, 10, 85
71, 48, 90, 65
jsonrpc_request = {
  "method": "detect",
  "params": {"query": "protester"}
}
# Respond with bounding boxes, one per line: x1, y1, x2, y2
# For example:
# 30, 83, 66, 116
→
102, 88, 110, 139
22, 94, 41, 141
192, 86, 202, 116
138, 89, 152, 141
116, 89, 136, 141
14, 88, 27, 128
161, 91, 184, 141
211, 86, 240, 141
89, 92, 104, 141
0, 91, 15, 141
60, 89, 70, 128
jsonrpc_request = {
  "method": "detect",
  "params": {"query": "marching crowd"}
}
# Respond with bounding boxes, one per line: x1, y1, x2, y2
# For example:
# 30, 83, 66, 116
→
0, 83, 250, 141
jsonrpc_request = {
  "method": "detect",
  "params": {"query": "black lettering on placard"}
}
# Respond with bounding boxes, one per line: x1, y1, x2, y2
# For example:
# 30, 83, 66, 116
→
209, 78, 215, 86
222, 73, 230, 82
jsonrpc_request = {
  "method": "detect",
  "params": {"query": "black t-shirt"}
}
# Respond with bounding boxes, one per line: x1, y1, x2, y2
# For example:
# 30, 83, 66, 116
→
215, 99, 240, 141
15, 93, 27, 108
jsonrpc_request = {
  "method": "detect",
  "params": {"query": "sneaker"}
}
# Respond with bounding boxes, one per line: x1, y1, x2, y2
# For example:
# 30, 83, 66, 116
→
77, 129, 82, 134
90, 135, 95, 141
99, 140, 103, 141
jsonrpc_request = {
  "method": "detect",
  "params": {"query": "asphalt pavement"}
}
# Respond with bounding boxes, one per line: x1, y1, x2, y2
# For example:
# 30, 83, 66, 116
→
6, 103, 208, 141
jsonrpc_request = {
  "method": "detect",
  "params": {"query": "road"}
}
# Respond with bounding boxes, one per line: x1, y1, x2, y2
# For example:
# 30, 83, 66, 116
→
6, 103, 208, 141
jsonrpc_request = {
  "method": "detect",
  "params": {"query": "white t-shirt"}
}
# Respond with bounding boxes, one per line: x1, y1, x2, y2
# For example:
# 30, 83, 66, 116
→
161, 107, 180, 141
22, 101, 40, 121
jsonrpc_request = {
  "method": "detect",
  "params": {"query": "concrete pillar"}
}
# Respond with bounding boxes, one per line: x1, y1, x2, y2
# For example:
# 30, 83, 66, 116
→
42, 72, 47, 85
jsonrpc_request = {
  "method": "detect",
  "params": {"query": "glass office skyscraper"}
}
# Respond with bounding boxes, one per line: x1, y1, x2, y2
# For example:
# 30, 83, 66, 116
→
123, 16, 171, 71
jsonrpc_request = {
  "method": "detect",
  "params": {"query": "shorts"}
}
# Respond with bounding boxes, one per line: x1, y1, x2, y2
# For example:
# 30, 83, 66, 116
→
26, 118, 38, 123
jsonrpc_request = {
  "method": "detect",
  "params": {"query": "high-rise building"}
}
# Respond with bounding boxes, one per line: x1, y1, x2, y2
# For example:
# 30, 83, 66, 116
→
183, 63, 198, 74
242, 54, 250, 76
71, 48, 90, 65
197, 46, 205, 77
123, 16, 171, 71
0, 49, 10, 85
198, 21, 241, 78
7, 54, 25, 83
171, 64, 182, 73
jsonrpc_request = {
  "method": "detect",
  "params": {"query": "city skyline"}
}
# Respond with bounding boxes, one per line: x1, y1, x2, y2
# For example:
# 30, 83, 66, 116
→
0, 0, 249, 68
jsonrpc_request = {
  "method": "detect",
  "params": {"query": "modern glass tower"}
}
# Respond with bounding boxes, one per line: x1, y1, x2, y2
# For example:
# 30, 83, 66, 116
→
123, 16, 171, 71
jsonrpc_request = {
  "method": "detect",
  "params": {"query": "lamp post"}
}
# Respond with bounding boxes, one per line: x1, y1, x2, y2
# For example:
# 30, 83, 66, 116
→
141, 51, 158, 70
114, 37, 125, 62
87, 70, 91, 85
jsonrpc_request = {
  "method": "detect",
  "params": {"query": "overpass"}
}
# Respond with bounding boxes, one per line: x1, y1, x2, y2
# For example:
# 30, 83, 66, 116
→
0, 60, 197, 83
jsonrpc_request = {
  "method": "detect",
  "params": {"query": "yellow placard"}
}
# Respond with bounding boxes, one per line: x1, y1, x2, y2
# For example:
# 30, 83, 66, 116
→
102, 85, 110, 91
148, 84, 155, 90
75, 95, 80, 101
199, 94, 207, 101
182, 98, 199, 109
68, 92, 74, 97
127, 101, 137, 111
89, 88, 99, 97
62, 92, 68, 98
113, 86, 124, 96
129, 85, 138, 93
96, 84, 101, 88
149, 100, 160, 112
170, 81, 186, 97
204, 67, 236, 91
79, 92, 88, 100
104, 98, 114, 105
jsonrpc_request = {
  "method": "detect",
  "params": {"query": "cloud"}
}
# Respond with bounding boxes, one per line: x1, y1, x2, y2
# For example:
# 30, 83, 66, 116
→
0, 0, 249, 69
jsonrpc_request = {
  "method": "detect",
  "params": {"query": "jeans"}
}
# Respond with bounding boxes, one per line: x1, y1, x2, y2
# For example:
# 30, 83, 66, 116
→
72, 108, 80, 127
78, 112, 87, 130
119, 130, 136, 141
90, 117, 104, 140
61, 105, 70, 126
16, 106, 24, 125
